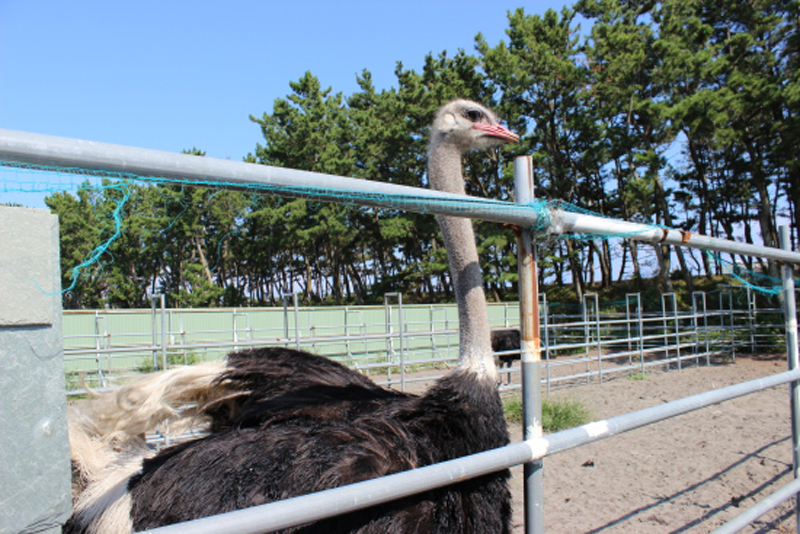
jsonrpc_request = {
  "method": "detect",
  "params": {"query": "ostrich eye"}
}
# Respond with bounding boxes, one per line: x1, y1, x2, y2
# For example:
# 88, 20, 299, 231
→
463, 108, 484, 122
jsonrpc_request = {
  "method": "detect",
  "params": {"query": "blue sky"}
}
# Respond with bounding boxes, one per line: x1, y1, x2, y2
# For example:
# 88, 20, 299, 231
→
0, 0, 572, 208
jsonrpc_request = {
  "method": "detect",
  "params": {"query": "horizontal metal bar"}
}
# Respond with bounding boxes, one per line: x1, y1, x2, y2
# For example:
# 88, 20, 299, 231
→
543, 354, 724, 384
0, 128, 535, 226
709, 476, 800, 534
63, 329, 462, 356
3, 128, 800, 263
140, 367, 800, 534
553, 209, 800, 263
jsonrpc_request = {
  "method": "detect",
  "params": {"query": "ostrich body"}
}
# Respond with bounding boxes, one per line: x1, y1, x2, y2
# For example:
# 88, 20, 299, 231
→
65, 100, 519, 533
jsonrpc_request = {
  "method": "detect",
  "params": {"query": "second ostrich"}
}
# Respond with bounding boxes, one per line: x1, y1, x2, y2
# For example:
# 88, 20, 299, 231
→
66, 100, 519, 533
492, 328, 521, 384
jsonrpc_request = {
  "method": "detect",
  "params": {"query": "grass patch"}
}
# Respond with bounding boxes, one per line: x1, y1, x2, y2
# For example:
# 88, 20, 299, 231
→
503, 395, 524, 424
139, 351, 201, 373
627, 371, 649, 381
503, 395, 592, 432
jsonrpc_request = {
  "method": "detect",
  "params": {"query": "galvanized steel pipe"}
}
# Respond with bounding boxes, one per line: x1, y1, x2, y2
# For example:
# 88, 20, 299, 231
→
709, 476, 800, 534
514, 155, 544, 533
3, 128, 800, 264
780, 225, 800, 532
0, 128, 537, 226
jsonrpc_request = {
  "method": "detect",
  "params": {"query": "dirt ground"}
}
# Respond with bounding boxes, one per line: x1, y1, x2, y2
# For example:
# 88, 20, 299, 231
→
505, 355, 797, 533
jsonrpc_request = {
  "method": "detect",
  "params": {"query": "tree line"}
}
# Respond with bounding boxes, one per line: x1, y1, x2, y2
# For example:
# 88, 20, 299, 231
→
44, 0, 799, 309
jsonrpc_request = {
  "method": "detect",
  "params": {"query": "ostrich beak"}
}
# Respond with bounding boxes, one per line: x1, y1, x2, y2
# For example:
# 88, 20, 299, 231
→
473, 122, 520, 144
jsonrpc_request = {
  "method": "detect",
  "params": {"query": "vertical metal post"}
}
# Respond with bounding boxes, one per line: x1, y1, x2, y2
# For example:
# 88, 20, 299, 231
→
150, 294, 166, 370
94, 311, 106, 386
779, 225, 800, 532
700, 292, 710, 365
160, 294, 167, 371
344, 307, 352, 358
542, 293, 551, 394
384, 295, 394, 385
672, 294, 680, 370
582, 297, 590, 378
691, 293, 700, 364
627, 293, 643, 373
429, 306, 442, 359
151, 300, 159, 370
625, 295, 633, 364
747, 287, 756, 353
397, 295, 405, 391
515, 156, 544, 533
383, 293, 404, 388
594, 293, 603, 383
180, 315, 187, 364
282, 294, 290, 346
232, 308, 239, 349
728, 290, 736, 361
637, 294, 644, 373
662, 293, 680, 371
292, 293, 300, 350
584, 294, 601, 382
595, 295, 602, 380
293, 293, 301, 350
661, 294, 670, 369
728, 291, 737, 362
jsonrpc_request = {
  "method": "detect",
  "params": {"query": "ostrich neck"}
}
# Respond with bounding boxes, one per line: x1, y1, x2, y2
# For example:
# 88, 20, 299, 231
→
428, 143, 496, 380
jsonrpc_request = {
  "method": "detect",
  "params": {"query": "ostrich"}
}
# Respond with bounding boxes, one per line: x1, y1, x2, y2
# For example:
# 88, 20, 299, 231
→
491, 328, 521, 384
65, 99, 519, 533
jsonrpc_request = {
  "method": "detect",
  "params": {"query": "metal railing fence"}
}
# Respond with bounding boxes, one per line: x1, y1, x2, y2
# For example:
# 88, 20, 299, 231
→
63, 289, 787, 396
2, 131, 798, 533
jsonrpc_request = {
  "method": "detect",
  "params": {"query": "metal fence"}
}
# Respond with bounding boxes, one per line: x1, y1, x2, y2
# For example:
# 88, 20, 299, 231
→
64, 287, 786, 396
3, 130, 800, 533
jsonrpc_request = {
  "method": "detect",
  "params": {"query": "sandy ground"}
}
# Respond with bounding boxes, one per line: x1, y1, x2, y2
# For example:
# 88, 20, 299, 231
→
506, 355, 797, 533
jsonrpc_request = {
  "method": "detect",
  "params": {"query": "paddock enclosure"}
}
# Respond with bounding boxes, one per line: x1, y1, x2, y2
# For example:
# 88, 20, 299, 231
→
62, 289, 780, 395
2, 128, 800, 533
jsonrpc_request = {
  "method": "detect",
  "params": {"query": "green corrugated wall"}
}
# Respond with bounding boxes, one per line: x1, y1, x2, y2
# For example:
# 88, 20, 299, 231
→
63, 303, 521, 377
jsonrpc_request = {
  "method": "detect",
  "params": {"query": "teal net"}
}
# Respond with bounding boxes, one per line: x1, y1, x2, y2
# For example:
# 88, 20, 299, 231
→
702, 250, 784, 296
0, 159, 555, 224
0, 159, 791, 296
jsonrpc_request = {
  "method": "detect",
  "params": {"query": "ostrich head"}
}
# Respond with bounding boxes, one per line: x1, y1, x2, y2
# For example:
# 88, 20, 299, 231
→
429, 99, 519, 154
